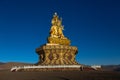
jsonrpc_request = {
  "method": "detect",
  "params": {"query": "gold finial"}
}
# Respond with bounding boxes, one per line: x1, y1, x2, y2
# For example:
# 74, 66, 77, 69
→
54, 12, 57, 15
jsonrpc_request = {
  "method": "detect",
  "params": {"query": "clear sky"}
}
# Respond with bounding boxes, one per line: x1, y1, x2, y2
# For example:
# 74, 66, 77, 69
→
0, 0, 120, 65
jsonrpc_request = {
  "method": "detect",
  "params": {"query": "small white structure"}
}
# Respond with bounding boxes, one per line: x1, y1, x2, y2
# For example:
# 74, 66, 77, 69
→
91, 65, 101, 70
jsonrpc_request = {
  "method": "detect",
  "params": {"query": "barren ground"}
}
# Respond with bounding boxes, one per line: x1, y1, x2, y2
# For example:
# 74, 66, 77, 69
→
0, 70, 120, 80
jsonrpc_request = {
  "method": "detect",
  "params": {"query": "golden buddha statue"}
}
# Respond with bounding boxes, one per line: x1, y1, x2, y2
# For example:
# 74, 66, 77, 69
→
48, 12, 70, 45
50, 12, 64, 38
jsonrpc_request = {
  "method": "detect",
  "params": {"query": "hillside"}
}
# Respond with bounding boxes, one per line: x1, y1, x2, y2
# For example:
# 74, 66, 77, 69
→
0, 62, 120, 71
102, 65, 120, 71
0, 62, 33, 70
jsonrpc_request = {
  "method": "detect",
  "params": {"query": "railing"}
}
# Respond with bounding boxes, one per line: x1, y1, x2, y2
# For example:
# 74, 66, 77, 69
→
11, 65, 81, 72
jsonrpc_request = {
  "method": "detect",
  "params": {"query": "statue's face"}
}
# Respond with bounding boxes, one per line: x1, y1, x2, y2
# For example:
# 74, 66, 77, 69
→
54, 16, 58, 21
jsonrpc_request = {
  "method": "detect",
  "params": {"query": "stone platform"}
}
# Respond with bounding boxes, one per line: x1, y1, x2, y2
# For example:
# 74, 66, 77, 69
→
36, 44, 78, 65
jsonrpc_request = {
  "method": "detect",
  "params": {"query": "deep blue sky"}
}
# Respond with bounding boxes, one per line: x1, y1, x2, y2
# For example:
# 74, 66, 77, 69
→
0, 0, 120, 65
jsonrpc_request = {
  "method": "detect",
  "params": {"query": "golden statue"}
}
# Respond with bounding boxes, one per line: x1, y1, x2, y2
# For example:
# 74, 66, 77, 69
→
50, 12, 64, 38
48, 12, 70, 45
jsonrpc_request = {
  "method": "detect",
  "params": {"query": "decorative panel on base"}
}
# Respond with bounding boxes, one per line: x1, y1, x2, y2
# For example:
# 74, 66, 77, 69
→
36, 44, 78, 65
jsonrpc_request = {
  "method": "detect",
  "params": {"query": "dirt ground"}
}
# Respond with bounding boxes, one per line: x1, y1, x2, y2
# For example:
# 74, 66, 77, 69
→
0, 70, 120, 80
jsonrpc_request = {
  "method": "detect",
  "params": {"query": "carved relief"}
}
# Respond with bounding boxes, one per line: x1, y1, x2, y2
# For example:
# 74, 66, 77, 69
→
36, 45, 78, 65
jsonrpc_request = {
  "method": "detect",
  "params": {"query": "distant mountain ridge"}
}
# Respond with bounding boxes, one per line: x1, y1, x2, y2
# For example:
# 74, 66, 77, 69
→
102, 64, 120, 71
0, 62, 5, 65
